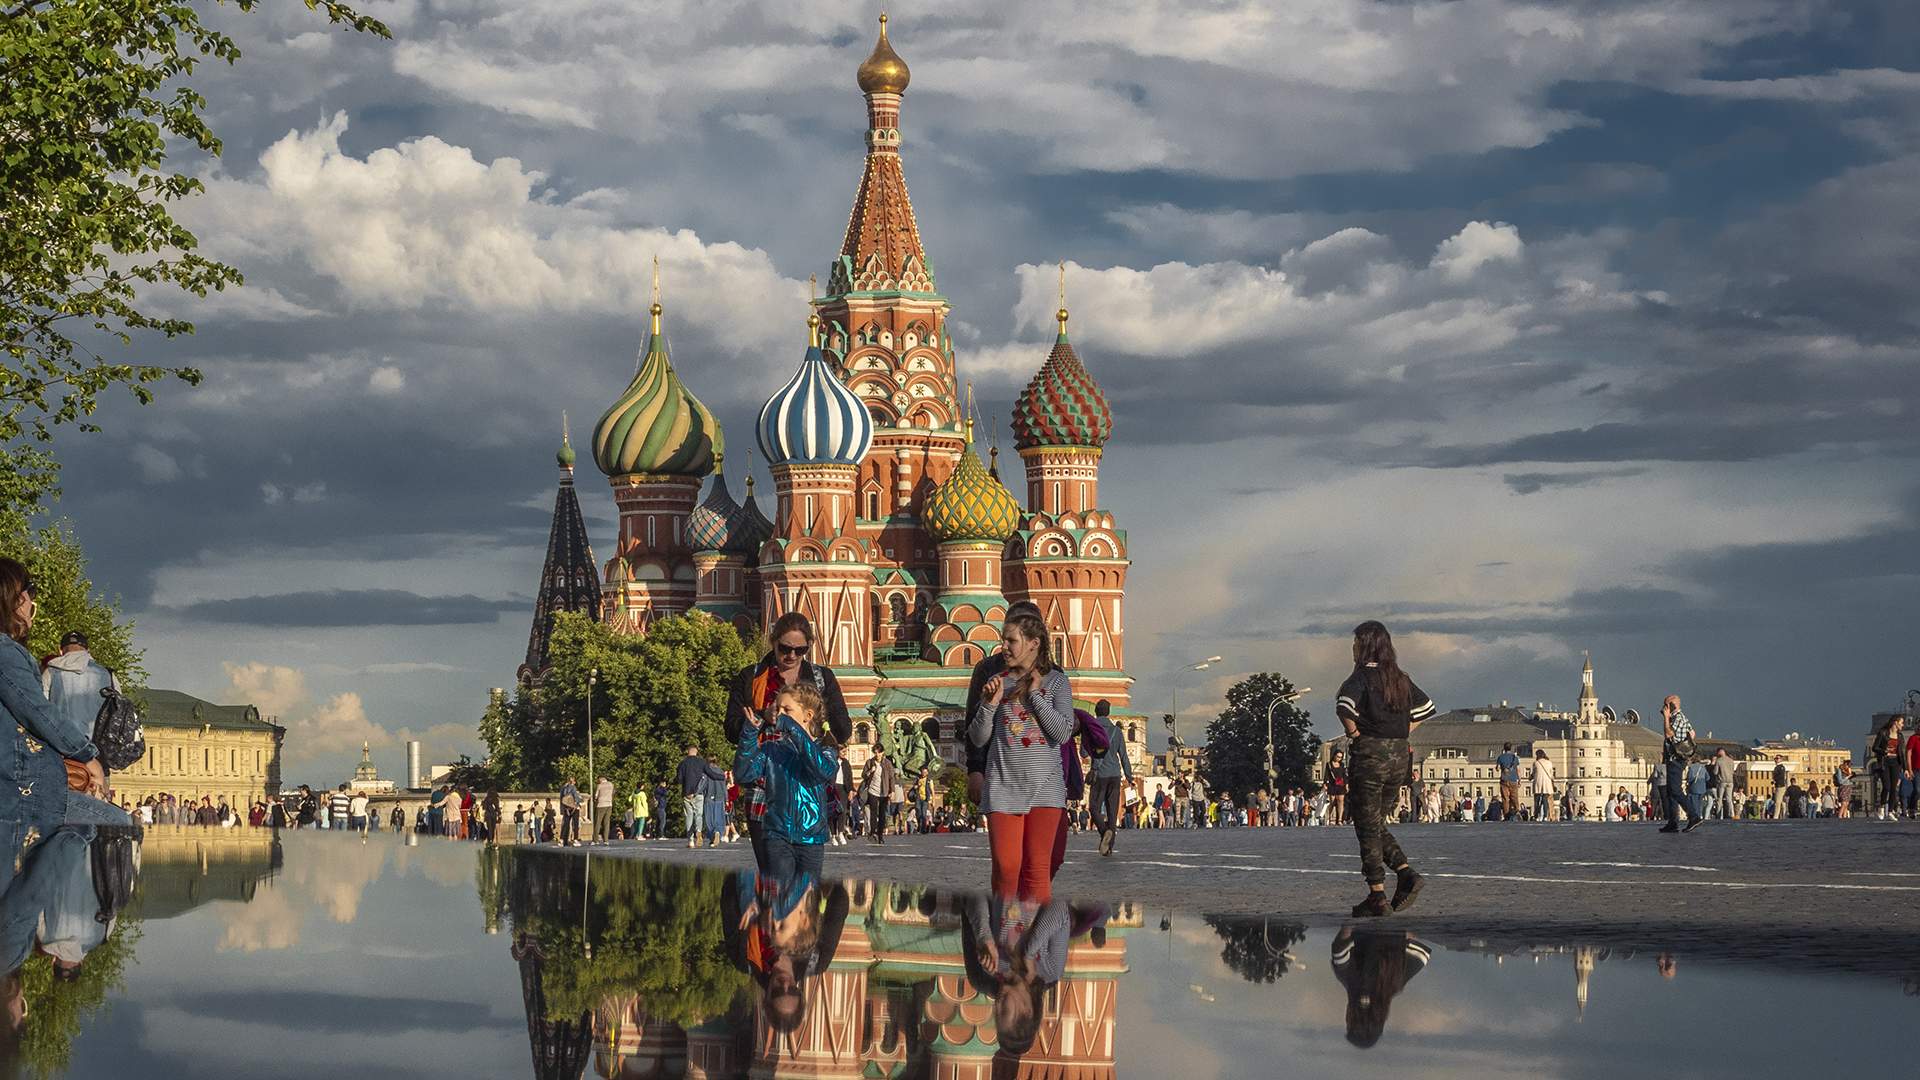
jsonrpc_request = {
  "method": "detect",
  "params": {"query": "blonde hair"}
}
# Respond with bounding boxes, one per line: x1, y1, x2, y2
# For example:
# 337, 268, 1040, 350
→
776, 682, 827, 740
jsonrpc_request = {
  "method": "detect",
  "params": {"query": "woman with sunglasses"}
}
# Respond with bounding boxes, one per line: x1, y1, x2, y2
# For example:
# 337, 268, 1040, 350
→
726, 612, 853, 869
0, 558, 125, 852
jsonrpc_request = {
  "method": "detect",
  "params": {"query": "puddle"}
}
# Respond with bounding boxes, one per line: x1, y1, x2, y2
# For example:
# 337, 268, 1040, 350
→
3, 826, 1911, 1077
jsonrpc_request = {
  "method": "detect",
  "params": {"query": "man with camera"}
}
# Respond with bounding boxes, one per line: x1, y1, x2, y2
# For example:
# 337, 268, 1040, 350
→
1659, 695, 1704, 833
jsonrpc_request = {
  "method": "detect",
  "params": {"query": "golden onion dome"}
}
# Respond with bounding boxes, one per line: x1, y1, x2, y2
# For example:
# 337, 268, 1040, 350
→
857, 13, 911, 95
923, 422, 1021, 545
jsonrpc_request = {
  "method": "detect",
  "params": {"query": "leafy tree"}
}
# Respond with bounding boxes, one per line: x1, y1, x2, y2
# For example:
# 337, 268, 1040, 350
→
937, 764, 968, 809
0, 1, 390, 509
1202, 915, 1306, 984
0, 507, 140, 681
483, 612, 752, 796
1199, 672, 1319, 805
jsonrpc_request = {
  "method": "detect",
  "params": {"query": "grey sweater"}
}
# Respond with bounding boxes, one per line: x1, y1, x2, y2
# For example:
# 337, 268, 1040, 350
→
967, 668, 1075, 815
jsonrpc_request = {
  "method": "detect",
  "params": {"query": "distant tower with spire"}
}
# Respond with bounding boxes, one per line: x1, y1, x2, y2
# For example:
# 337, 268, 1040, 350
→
591, 260, 722, 635
518, 414, 601, 685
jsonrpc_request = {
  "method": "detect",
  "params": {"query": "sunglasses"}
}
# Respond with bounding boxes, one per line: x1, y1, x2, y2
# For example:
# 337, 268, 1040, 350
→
776, 642, 810, 657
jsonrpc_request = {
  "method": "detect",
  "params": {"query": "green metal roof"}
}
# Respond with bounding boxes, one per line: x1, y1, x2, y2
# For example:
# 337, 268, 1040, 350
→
141, 689, 279, 732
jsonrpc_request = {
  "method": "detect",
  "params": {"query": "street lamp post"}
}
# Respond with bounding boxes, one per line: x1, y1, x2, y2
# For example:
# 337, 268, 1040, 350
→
1265, 687, 1310, 797
586, 667, 599, 790
1168, 655, 1223, 754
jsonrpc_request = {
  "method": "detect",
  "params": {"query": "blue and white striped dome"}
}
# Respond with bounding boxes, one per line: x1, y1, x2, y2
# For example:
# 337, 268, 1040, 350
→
757, 344, 874, 468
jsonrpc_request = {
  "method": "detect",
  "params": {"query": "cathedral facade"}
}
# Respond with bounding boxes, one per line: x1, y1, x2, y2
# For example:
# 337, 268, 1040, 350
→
523, 16, 1143, 775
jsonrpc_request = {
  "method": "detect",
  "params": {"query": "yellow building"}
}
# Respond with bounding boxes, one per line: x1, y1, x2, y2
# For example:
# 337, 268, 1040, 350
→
1738, 737, 1852, 798
112, 689, 284, 808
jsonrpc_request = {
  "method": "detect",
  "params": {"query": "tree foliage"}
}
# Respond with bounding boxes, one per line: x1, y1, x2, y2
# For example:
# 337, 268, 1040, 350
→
482, 612, 753, 795
0, 1, 390, 509
491, 846, 748, 1027
1202, 915, 1307, 985
0, 507, 140, 681
1199, 672, 1320, 804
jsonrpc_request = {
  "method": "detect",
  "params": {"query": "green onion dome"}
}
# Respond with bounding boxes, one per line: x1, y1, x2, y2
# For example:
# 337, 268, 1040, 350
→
923, 423, 1021, 544
592, 301, 722, 478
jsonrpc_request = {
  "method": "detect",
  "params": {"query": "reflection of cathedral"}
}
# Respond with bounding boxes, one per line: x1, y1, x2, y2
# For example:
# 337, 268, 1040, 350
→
582, 882, 1137, 1080
519, 15, 1147, 774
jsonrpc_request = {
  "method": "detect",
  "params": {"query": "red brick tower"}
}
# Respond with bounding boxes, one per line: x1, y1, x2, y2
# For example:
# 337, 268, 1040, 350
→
1005, 288, 1131, 711
814, 14, 966, 662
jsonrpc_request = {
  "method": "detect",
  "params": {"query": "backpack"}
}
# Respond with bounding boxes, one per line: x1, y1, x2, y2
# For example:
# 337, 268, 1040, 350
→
93, 682, 146, 772
1668, 731, 1697, 764
89, 829, 141, 924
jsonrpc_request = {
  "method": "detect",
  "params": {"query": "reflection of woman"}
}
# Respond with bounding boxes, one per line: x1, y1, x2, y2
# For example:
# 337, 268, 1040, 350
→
723, 874, 849, 1037
962, 894, 1070, 1061
1330, 926, 1431, 1048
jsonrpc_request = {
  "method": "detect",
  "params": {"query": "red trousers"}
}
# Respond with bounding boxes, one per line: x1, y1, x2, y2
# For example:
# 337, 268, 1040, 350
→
988, 807, 1065, 901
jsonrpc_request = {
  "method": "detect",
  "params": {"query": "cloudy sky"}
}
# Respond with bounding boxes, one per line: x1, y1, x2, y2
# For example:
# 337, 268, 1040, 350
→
44, 0, 1920, 783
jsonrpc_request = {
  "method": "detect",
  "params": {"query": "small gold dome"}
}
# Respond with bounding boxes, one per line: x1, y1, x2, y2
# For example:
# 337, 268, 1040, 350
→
857, 13, 910, 95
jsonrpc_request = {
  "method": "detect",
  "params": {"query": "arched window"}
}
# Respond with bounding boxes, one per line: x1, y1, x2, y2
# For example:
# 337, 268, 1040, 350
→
889, 593, 907, 625
867, 491, 881, 519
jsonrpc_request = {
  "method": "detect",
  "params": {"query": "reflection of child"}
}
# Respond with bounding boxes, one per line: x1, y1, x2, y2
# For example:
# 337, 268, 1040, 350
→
734, 683, 839, 879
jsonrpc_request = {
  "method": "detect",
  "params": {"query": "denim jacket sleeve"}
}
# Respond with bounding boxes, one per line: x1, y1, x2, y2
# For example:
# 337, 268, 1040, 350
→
0, 642, 96, 762
777, 715, 839, 785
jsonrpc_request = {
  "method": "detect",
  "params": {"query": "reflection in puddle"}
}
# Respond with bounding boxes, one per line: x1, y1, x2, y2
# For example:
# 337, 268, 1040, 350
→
0, 832, 1914, 1078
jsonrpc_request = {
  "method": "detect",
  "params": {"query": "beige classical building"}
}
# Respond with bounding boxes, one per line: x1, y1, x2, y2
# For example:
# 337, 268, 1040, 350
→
112, 689, 284, 808
1737, 736, 1852, 799
1318, 656, 1661, 819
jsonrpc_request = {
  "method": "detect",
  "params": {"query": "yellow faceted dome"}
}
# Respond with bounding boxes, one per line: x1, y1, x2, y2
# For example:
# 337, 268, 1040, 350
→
923, 434, 1020, 545
857, 14, 911, 94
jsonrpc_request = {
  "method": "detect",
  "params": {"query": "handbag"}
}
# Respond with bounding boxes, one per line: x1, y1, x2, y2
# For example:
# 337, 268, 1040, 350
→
64, 758, 91, 792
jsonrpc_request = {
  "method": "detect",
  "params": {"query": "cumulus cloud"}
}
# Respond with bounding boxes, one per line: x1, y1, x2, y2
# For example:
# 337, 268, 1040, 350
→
220, 662, 395, 766
195, 113, 807, 354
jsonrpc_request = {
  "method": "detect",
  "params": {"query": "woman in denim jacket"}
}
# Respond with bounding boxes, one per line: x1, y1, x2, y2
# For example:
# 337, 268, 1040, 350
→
0, 559, 123, 852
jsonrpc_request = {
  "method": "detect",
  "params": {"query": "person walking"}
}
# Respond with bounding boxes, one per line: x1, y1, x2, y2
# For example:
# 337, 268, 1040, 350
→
726, 612, 854, 867
591, 775, 615, 843
1326, 749, 1348, 826
860, 749, 896, 844
1905, 723, 1920, 819
1712, 749, 1736, 819
1529, 750, 1556, 822
556, 776, 582, 846
629, 784, 649, 841
968, 609, 1075, 902
677, 745, 725, 847
1335, 621, 1436, 918
1874, 717, 1904, 820
1769, 757, 1790, 821
1658, 694, 1704, 833
1495, 743, 1521, 824
1085, 700, 1133, 856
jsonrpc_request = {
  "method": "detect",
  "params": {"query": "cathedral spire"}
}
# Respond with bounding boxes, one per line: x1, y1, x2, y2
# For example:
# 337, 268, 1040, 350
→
833, 14, 934, 296
520, 425, 602, 684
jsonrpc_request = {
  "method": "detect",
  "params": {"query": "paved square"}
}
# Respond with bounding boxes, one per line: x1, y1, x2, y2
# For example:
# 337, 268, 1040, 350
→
572, 821, 1920, 973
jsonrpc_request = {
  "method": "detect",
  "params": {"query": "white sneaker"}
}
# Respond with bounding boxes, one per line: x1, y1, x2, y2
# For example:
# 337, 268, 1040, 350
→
687, 837, 695, 848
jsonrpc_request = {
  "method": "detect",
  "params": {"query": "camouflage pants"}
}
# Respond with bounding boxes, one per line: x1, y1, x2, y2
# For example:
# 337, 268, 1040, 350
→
1349, 736, 1411, 886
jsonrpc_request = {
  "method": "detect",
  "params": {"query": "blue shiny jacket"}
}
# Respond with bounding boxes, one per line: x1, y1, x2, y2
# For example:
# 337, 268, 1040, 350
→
734, 715, 838, 845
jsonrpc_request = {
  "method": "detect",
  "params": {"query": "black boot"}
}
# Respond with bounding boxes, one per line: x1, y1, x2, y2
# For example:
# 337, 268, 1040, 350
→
1391, 868, 1425, 912
1351, 892, 1391, 918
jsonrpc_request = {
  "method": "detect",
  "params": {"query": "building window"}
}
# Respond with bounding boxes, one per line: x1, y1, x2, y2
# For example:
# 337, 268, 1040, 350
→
867, 491, 880, 519
176, 747, 183, 772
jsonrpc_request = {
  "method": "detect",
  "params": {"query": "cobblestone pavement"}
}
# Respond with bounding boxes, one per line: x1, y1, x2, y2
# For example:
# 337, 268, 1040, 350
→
557, 820, 1920, 974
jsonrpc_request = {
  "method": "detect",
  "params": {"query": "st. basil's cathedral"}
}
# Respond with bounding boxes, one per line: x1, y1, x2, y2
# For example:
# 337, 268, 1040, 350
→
518, 16, 1145, 774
